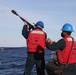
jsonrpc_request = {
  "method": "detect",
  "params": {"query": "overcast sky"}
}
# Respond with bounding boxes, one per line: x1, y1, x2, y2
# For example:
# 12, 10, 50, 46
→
0, 0, 76, 47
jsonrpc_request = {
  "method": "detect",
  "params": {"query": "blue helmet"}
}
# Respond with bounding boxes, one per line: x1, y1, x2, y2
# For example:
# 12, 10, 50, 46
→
35, 21, 44, 28
61, 23, 74, 32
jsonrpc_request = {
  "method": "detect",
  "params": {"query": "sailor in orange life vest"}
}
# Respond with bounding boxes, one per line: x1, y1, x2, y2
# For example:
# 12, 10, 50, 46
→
46, 23, 76, 75
22, 21, 47, 75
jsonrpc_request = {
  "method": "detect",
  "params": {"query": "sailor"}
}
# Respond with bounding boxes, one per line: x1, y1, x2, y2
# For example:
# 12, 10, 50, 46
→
22, 21, 47, 75
46, 23, 76, 75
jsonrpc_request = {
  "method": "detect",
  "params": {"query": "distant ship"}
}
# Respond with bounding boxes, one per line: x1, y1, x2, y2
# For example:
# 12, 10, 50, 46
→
0, 47, 4, 51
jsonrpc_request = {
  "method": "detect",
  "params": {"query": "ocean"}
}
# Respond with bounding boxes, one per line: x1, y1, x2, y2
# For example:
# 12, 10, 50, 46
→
0, 47, 56, 75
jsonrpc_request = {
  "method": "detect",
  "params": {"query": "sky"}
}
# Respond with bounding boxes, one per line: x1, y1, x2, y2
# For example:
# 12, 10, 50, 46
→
0, 0, 76, 47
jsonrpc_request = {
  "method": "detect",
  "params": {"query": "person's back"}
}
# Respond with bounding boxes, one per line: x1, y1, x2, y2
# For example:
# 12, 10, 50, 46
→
27, 28, 45, 53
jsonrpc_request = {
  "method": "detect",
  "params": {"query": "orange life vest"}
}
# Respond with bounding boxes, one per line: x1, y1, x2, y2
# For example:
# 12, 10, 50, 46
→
57, 36, 76, 64
27, 29, 45, 52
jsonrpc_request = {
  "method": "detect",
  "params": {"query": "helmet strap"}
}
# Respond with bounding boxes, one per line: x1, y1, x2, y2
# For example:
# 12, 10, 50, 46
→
36, 25, 42, 29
